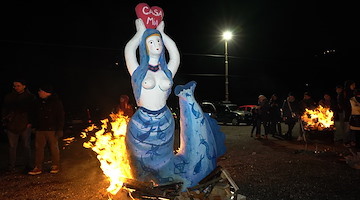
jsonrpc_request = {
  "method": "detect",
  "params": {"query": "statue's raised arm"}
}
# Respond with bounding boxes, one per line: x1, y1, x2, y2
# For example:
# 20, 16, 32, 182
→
156, 21, 180, 77
124, 18, 146, 76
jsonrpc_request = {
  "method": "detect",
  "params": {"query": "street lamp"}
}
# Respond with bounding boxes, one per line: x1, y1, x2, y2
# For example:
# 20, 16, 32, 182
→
223, 31, 232, 102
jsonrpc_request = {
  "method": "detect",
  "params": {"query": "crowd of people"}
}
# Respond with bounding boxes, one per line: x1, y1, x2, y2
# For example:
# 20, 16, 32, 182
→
250, 80, 360, 151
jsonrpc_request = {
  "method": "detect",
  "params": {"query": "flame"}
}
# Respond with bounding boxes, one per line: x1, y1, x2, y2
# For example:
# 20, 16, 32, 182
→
61, 137, 75, 149
81, 112, 134, 197
301, 105, 335, 131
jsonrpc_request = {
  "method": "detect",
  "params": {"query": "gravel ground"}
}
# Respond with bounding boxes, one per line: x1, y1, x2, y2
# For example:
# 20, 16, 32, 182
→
1, 123, 360, 200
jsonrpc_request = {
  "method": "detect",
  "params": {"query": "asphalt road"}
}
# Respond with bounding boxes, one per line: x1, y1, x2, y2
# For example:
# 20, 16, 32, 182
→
0, 122, 359, 200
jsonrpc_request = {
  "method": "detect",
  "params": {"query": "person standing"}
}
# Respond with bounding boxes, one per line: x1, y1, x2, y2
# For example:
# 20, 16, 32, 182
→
1, 79, 36, 172
255, 95, 270, 139
298, 92, 317, 141
318, 92, 336, 110
250, 107, 258, 137
335, 84, 346, 142
343, 80, 356, 147
269, 93, 282, 137
348, 90, 360, 150
28, 84, 65, 175
281, 92, 299, 140
113, 94, 135, 117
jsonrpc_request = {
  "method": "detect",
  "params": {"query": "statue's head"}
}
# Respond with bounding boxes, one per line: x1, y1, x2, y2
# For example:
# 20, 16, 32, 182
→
139, 29, 164, 64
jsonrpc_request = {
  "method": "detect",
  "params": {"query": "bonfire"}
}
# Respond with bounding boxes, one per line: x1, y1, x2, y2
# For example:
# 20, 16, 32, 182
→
301, 105, 335, 131
81, 112, 134, 198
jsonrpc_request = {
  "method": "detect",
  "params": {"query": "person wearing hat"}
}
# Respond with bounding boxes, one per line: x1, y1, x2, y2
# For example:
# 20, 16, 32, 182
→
1, 79, 36, 172
28, 84, 65, 175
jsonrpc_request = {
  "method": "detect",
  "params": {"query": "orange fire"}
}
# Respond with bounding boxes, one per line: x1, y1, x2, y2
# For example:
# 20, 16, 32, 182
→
301, 105, 335, 131
81, 112, 134, 197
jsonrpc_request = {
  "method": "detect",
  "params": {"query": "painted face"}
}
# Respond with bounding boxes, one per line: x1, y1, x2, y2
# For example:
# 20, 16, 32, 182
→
146, 34, 163, 56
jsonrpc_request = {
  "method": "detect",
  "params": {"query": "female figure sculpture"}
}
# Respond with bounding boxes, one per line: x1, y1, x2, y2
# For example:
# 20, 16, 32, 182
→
124, 18, 225, 190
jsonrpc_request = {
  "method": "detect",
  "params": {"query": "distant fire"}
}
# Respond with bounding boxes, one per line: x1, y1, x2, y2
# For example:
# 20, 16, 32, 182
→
301, 105, 335, 131
81, 112, 134, 198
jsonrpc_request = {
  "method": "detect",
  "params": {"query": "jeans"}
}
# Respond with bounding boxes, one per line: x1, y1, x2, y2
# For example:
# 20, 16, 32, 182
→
337, 112, 351, 143
34, 131, 60, 169
256, 120, 270, 135
285, 120, 296, 140
6, 127, 32, 168
270, 120, 282, 135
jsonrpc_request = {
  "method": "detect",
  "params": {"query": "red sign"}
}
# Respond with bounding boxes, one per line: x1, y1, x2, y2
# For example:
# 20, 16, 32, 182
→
135, 3, 164, 29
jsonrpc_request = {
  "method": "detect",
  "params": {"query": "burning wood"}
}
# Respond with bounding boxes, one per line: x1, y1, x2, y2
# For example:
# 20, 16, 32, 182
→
120, 166, 244, 200
122, 178, 182, 200
182, 166, 243, 200
301, 105, 335, 131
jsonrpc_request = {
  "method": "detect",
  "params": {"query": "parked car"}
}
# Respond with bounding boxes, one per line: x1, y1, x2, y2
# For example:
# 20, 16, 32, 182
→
238, 105, 257, 112
200, 101, 218, 119
200, 101, 253, 125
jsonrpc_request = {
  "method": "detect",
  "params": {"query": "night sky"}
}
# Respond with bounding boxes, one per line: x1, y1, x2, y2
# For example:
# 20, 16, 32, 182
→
0, 0, 358, 115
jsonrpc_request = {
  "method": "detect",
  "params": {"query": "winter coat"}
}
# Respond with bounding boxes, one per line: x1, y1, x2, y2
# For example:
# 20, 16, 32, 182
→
281, 99, 300, 123
1, 89, 36, 133
257, 99, 270, 121
336, 91, 345, 114
269, 98, 282, 121
34, 94, 65, 132
344, 89, 355, 122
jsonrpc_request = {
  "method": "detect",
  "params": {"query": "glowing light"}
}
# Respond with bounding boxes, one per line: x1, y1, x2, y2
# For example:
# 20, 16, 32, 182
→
223, 31, 233, 41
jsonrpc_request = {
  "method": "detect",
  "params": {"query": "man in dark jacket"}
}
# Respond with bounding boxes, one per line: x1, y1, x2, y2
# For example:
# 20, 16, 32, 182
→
28, 84, 65, 175
1, 79, 36, 172
282, 92, 300, 140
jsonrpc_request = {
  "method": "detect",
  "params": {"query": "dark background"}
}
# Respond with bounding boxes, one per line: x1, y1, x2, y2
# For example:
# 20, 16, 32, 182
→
0, 0, 358, 116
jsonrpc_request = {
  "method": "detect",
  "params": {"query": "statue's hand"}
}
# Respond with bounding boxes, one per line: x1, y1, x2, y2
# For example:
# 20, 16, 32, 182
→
157, 21, 165, 33
135, 18, 146, 33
